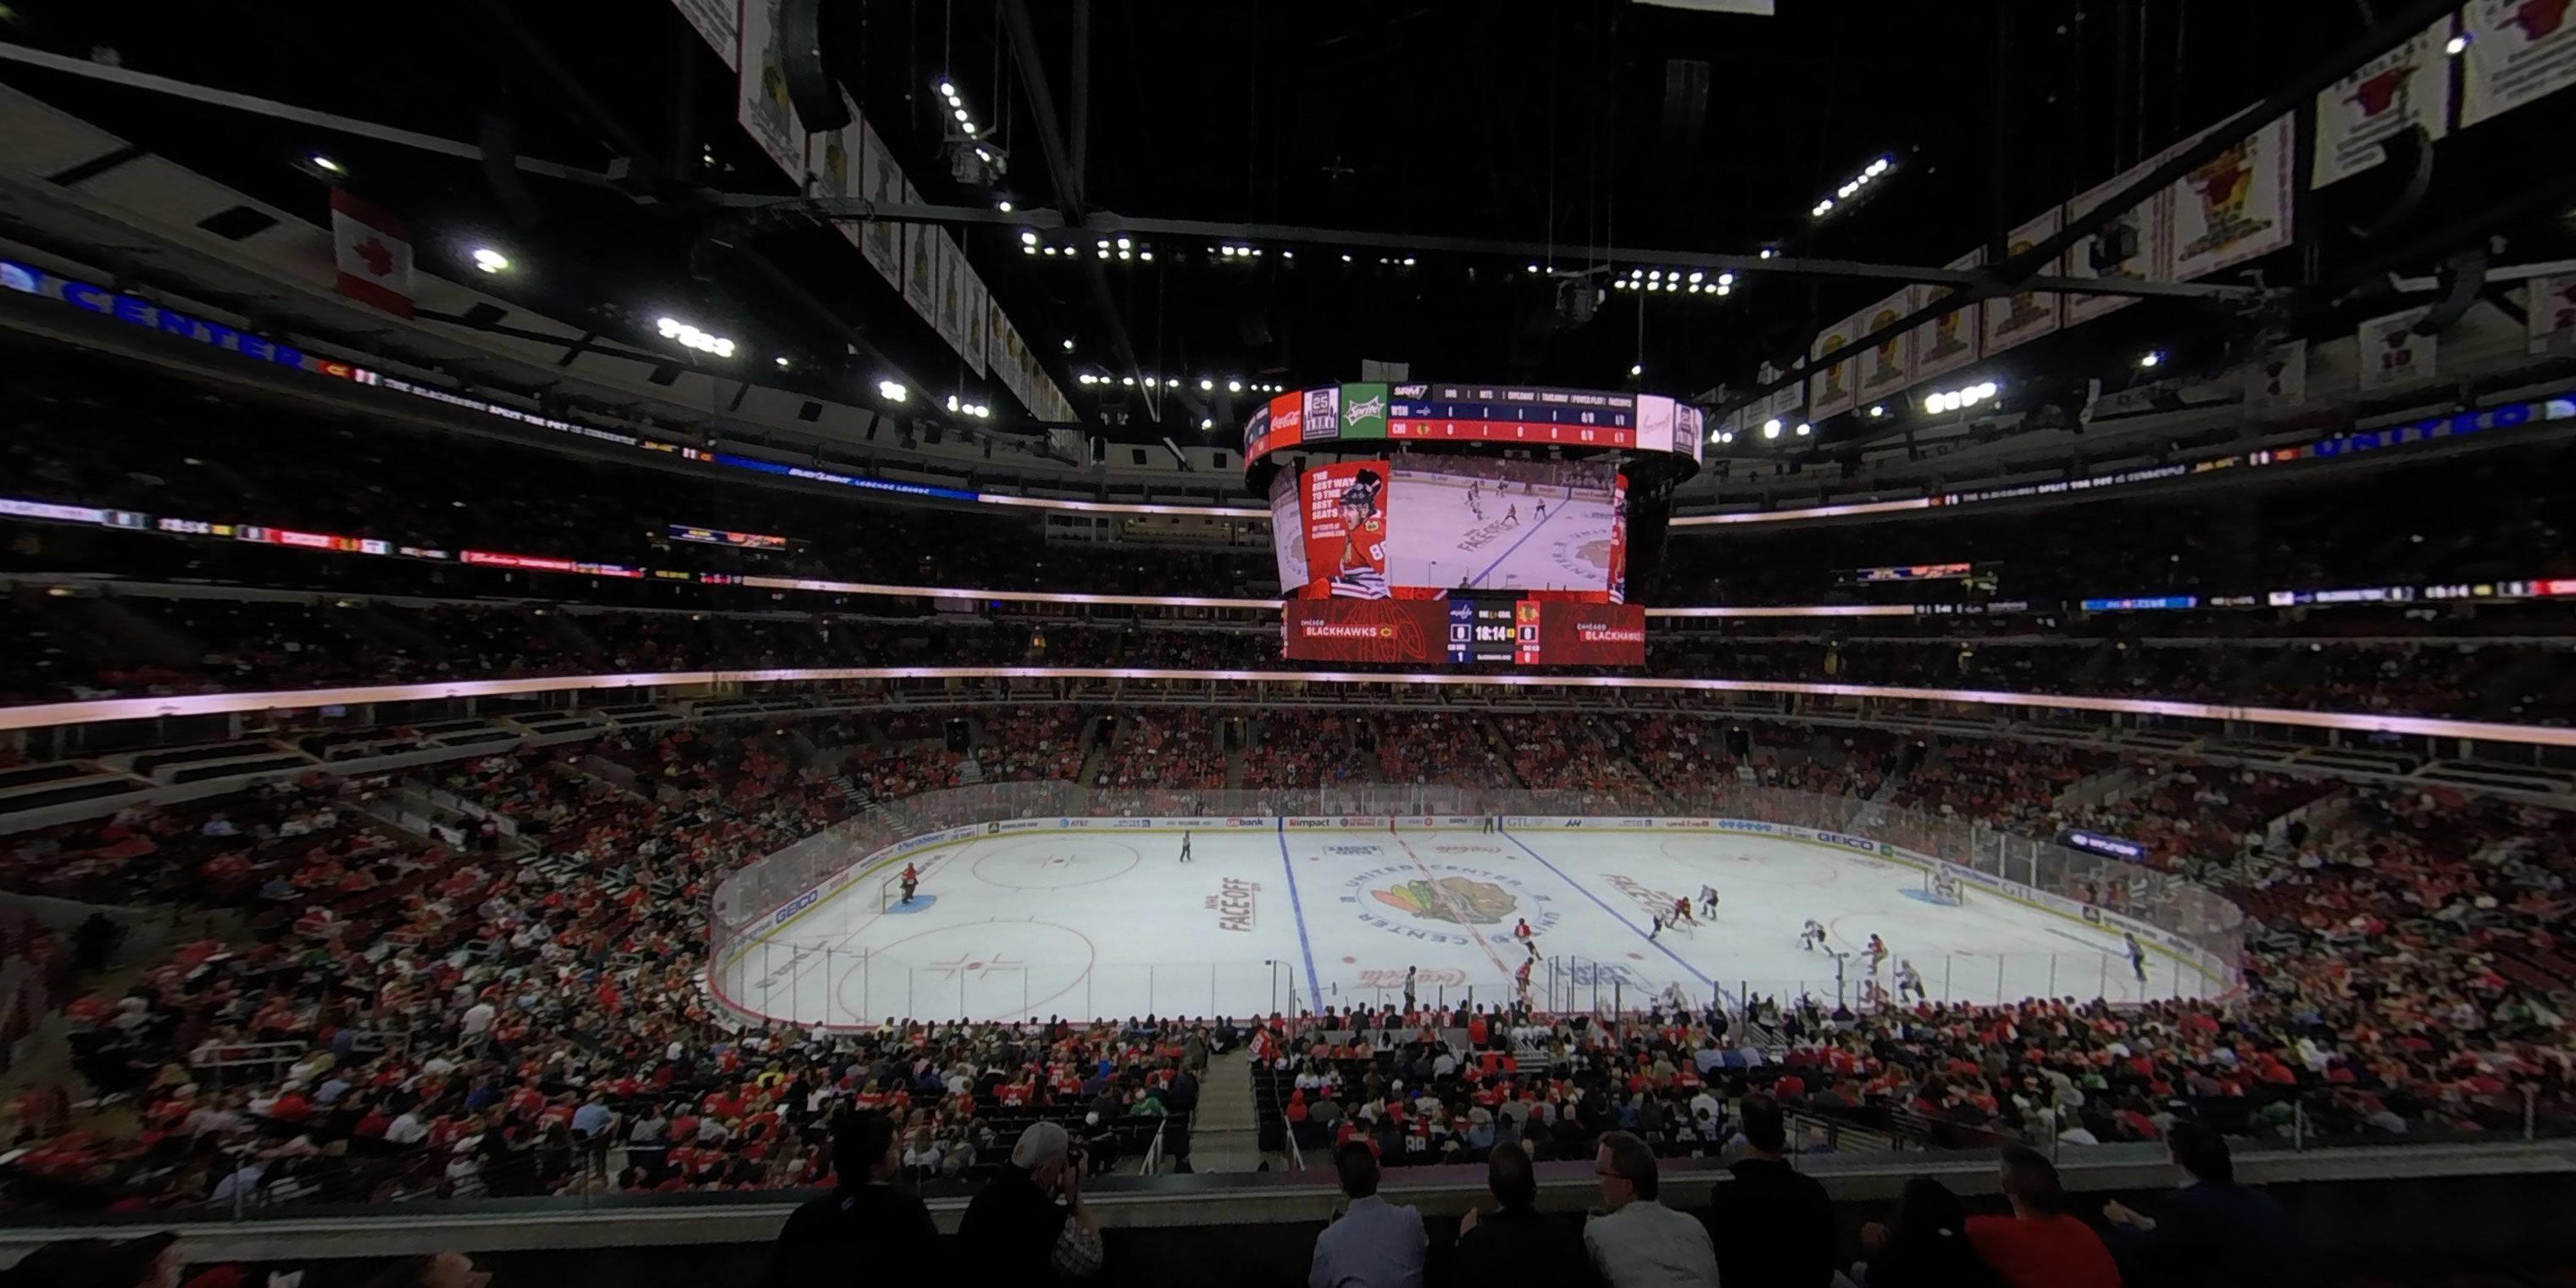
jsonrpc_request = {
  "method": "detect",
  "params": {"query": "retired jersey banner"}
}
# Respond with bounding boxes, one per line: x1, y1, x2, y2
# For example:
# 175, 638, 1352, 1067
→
1302, 460, 1392, 599
1764, 376, 1803, 428
2168, 113, 2296, 281
1907, 249, 1985, 387
961, 266, 988, 377
2064, 158, 2172, 326
2529, 274, 2576, 355
736, 0, 808, 180
2357, 307, 2437, 393
2244, 338, 2309, 417
1852, 289, 1915, 404
1807, 310, 1863, 421
935, 231, 969, 359
2459, 0, 2576, 127
1982, 208, 2065, 356
2313, 20, 2453, 187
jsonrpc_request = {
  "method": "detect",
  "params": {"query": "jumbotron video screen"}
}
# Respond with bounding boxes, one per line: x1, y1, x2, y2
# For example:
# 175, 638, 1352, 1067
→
1250, 382, 1701, 667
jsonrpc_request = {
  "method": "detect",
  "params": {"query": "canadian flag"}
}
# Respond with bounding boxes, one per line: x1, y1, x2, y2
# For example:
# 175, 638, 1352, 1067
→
329, 187, 413, 318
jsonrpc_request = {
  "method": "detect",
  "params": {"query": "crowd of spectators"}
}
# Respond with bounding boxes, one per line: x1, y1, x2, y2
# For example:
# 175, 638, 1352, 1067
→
1, 697, 2570, 1227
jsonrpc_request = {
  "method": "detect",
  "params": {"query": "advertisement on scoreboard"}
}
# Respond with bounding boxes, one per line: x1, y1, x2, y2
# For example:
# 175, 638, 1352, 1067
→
1281, 598, 1646, 665
1268, 470, 1310, 591
1301, 460, 1392, 598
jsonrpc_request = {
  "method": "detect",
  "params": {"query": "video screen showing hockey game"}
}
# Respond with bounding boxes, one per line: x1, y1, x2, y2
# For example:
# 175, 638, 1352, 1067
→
1273, 456, 1627, 602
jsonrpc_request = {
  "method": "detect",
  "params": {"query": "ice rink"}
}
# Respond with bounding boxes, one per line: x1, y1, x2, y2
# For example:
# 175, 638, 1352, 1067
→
711, 825, 2223, 1029
1385, 470, 1616, 594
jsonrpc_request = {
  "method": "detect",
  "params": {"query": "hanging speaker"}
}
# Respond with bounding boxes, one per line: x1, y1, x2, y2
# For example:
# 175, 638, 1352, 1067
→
779, 0, 850, 130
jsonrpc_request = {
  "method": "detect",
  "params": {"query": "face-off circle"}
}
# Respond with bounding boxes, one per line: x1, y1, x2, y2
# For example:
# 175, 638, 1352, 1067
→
970, 837, 1141, 890
833, 919, 1096, 1024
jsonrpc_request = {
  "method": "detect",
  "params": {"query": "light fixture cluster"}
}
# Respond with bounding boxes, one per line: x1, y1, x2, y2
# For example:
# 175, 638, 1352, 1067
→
1371, 255, 1418, 267
656, 317, 736, 358
470, 247, 509, 274
1613, 268, 1735, 296
1813, 156, 1894, 219
945, 394, 992, 419
1022, 230, 1154, 262
2137, 350, 2164, 368
935, 80, 982, 137
877, 380, 908, 402
1077, 373, 1285, 393
1924, 380, 2000, 414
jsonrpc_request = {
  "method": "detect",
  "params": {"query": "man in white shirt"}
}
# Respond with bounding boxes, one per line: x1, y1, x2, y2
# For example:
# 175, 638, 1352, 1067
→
1585, 1130, 1718, 1286
1309, 1141, 1426, 1288
460, 1000, 497, 1041
384, 1109, 430, 1145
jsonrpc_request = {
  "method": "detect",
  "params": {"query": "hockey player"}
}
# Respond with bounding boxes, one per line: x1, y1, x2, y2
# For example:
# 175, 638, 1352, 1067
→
1699, 885, 1721, 919
1179, 830, 1193, 863
1503, 502, 1518, 528
1513, 917, 1535, 946
1670, 897, 1695, 928
1866, 933, 1890, 975
1800, 919, 1828, 952
900, 863, 919, 906
2126, 931, 2148, 984
1648, 912, 1663, 941
1534, 499, 1547, 522
1515, 956, 1534, 1002
1402, 965, 1418, 1012
1896, 959, 1927, 1002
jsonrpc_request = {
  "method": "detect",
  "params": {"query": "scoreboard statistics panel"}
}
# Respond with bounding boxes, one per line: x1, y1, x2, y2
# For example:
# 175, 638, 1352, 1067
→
1391, 384, 1641, 450
1243, 383, 1702, 464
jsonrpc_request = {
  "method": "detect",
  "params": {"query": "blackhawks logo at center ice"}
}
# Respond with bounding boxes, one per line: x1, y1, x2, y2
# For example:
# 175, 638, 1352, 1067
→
1371, 875, 1517, 924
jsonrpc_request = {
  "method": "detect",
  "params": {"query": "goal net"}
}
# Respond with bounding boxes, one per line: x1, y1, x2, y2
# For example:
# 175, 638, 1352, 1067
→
1922, 868, 1965, 905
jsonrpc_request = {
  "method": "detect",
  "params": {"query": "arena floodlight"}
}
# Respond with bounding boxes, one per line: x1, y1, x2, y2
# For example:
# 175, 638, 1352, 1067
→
997, 199, 1013, 213
2446, 33, 2470, 54
1795, 422, 1812, 436
2139, 350, 2163, 368
878, 380, 908, 402
1199, 377, 1214, 391
1762, 418, 1783, 438
1020, 230, 1038, 245
310, 153, 343, 174
470, 247, 509, 273
1226, 379, 1243, 393
1062, 338, 1075, 351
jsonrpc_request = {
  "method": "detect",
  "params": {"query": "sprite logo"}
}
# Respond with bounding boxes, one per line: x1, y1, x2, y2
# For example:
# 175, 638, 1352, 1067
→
1347, 394, 1385, 420
1340, 382, 1390, 439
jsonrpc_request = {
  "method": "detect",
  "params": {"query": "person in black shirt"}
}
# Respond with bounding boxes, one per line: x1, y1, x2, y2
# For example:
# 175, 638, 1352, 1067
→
1447, 1141, 1595, 1287
1706, 1094, 1839, 1288
761, 1109, 936, 1288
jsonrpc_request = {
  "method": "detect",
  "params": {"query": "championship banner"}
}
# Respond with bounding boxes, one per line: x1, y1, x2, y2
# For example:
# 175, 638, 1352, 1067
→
1806, 311, 1862, 421
901, 181, 937, 323
812, 95, 865, 253
935, 230, 969, 359
736, 0, 808, 180
962, 268, 988, 376
2529, 274, 2576, 355
2460, 0, 2576, 127
1982, 209, 2064, 355
1302, 459, 1391, 599
2064, 157, 2171, 326
1764, 380, 1803, 428
2313, 20, 2453, 187
2167, 113, 2296, 281
2244, 337, 2309, 416
1280, 598, 1446, 663
2357, 307, 2437, 393
1907, 249, 1985, 386
858, 118, 905, 287
1852, 289, 1915, 404
671, 0, 741, 71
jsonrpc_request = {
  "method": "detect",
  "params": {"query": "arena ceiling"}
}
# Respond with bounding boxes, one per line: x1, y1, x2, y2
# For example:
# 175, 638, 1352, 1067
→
0, 0, 2568, 458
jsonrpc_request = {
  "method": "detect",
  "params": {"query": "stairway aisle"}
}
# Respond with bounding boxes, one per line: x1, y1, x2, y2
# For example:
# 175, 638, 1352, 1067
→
1186, 1049, 1264, 1173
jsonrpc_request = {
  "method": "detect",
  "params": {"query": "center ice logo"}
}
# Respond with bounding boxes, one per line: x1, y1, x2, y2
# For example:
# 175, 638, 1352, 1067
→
1374, 875, 1514, 924
1341, 864, 1559, 947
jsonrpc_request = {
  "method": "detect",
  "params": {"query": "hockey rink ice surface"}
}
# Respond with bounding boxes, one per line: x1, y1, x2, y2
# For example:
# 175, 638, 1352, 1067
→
715, 827, 2221, 1029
